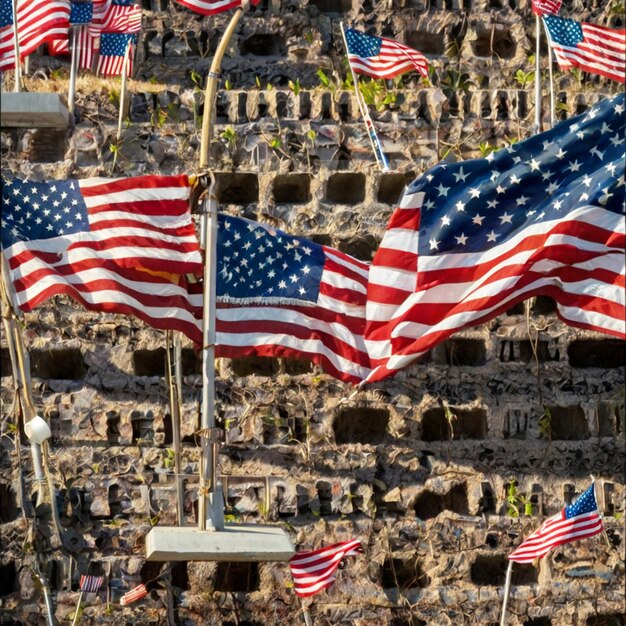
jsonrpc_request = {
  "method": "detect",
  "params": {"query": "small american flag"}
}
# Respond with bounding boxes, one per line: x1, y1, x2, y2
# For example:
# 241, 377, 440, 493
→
543, 16, 626, 84
364, 93, 626, 382
211, 215, 371, 384
0, 0, 70, 71
97, 31, 135, 76
344, 26, 428, 80
120, 583, 148, 605
69, 1, 94, 24
79, 575, 104, 593
509, 484, 604, 563
100, 1, 141, 33
2, 174, 203, 340
174, 0, 259, 17
48, 23, 101, 70
289, 539, 363, 598
531, 0, 561, 16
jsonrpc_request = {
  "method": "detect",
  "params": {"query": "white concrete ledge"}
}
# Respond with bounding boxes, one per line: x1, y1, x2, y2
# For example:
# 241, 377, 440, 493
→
1, 93, 69, 128
145, 524, 295, 562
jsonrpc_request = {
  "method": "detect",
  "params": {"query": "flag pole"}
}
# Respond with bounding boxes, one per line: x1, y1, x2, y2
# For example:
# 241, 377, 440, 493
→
165, 330, 185, 527
541, 18, 555, 128
533, 15, 542, 134
11, 0, 22, 92
499, 560, 514, 626
68, 26, 80, 116
199, 7, 243, 169
117, 39, 132, 140
197, 5, 244, 531
300, 598, 314, 626
70, 591, 84, 626
338, 21, 390, 172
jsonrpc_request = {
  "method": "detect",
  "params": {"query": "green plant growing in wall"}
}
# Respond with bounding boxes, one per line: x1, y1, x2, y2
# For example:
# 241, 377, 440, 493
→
506, 481, 535, 517
288, 78, 301, 96
220, 126, 238, 148
108, 88, 120, 107
151, 105, 168, 129
316, 68, 334, 91
162, 449, 175, 470
514, 68, 535, 88
538, 406, 552, 442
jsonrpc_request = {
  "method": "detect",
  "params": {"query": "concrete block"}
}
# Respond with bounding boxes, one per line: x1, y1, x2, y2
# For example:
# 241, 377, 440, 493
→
1, 93, 69, 128
145, 524, 295, 562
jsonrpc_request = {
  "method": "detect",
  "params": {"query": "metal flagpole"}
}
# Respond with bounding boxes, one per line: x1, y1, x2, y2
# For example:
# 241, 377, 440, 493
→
499, 560, 514, 626
533, 15, 542, 134
166, 330, 185, 527
68, 26, 81, 116
197, 6, 244, 531
11, 0, 22, 92
339, 21, 390, 172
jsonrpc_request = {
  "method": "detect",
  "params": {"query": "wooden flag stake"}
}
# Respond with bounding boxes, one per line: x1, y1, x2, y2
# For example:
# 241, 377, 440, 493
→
338, 21, 390, 172
300, 599, 314, 626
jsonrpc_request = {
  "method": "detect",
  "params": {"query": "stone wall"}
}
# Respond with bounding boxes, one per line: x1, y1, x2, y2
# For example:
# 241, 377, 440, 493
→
1, 1, 624, 625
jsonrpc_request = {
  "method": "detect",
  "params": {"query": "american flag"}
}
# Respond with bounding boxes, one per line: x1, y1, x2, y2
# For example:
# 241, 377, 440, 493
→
364, 93, 626, 383
344, 26, 428, 80
174, 0, 259, 16
543, 16, 626, 84
49, 23, 101, 70
1, 174, 203, 341
79, 575, 104, 593
120, 583, 148, 605
97, 31, 135, 76
289, 539, 363, 598
210, 215, 372, 385
100, 1, 141, 33
531, 0, 561, 16
509, 484, 604, 563
0, 0, 70, 71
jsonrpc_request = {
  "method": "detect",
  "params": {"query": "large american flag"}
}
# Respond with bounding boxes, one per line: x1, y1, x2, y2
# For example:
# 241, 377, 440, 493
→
0, 0, 70, 71
543, 16, 626, 84
174, 0, 259, 17
509, 484, 604, 563
289, 539, 363, 598
344, 26, 428, 80
2, 174, 203, 341
210, 215, 372, 385
531, 0, 561, 16
96, 31, 135, 76
364, 93, 626, 383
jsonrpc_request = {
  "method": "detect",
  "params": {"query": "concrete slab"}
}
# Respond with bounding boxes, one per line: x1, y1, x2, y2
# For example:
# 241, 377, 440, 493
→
1, 93, 69, 128
145, 524, 295, 562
